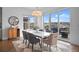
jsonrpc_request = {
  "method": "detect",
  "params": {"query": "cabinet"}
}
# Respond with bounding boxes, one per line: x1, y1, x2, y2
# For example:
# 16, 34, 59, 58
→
8, 27, 20, 39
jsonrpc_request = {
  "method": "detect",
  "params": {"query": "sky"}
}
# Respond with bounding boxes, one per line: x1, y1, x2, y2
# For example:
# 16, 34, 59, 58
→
29, 8, 70, 23
29, 16, 35, 23
44, 8, 70, 23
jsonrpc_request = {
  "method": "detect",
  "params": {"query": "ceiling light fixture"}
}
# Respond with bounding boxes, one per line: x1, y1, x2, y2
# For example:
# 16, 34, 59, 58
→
32, 7, 42, 16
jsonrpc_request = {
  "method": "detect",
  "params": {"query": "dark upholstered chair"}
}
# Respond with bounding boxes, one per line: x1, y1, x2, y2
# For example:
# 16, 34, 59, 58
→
61, 32, 68, 38
51, 28, 58, 33
28, 33, 41, 51
22, 31, 29, 45
39, 29, 44, 31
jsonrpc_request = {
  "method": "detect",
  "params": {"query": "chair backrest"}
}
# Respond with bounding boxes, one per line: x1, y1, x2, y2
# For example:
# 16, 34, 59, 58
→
39, 29, 44, 31
52, 33, 58, 45
47, 33, 58, 45
27, 33, 33, 41
28, 33, 33, 40
22, 31, 28, 40
28, 33, 40, 44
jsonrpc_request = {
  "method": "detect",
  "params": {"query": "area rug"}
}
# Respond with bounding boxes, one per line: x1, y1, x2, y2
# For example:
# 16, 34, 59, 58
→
12, 39, 71, 52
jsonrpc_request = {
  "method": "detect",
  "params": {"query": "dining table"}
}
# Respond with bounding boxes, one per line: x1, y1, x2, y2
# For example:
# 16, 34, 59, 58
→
23, 29, 52, 51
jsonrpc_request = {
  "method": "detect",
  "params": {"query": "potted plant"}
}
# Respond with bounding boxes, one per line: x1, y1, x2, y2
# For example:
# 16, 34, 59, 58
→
33, 26, 39, 32
33, 26, 38, 30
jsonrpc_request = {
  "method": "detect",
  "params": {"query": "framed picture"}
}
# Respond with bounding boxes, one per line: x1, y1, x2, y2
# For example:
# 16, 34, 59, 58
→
23, 16, 29, 22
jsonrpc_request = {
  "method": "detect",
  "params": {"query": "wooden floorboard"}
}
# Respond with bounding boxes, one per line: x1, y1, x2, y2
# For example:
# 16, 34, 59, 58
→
0, 39, 16, 52
0, 38, 79, 52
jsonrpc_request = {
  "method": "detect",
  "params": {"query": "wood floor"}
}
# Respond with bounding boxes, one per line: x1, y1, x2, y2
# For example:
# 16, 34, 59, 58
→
0, 38, 79, 52
0, 39, 16, 52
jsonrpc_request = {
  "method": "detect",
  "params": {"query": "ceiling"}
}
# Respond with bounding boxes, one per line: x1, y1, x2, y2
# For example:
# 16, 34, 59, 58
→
3, 7, 66, 16
22, 7, 65, 15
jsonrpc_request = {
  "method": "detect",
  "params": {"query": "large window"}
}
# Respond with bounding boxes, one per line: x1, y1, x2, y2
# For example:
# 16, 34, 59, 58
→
43, 14, 50, 31
51, 8, 70, 41
51, 13, 58, 33
43, 8, 70, 42
59, 8, 70, 41
29, 16, 35, 29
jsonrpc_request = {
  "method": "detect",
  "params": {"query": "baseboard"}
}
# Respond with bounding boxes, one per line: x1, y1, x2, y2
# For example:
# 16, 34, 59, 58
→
70, 42, 79, 47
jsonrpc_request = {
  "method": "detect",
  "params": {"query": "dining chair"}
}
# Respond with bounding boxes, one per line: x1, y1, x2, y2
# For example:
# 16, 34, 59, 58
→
22, 31, 29, 45
28, 33, 41, 51
43, 33, 58, 51
39, 29, 44, 31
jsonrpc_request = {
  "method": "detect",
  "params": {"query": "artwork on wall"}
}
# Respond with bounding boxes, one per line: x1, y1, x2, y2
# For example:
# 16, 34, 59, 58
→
23, 16, 29, 29
8, 16, 19, 27
23, 16, 29, 22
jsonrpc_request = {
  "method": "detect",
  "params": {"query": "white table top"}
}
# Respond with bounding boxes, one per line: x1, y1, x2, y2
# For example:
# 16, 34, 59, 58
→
23, 29, 51, 38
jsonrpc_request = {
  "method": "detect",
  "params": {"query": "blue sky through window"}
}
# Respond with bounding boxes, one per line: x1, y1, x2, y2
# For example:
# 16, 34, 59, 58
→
44, 8, 70, 23
29, 16, 35, 23
44, 14, 50, 23
29, 8, 70, 23
59, 8, 70, 22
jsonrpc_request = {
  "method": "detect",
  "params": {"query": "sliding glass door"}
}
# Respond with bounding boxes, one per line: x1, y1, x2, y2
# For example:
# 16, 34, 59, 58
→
43, 8, 70, 42
58, 9, 70, 42
43, 14, 50, 31
51, 13, 58, 33
51, 8, 70, 42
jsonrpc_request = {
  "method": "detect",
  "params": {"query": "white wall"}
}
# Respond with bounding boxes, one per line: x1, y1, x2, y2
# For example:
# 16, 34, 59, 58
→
2, 7, 44, 40
0, 7, 2, 39
70, 8, 79, 46
2, 7, 79, 46
2, 7, 32, 40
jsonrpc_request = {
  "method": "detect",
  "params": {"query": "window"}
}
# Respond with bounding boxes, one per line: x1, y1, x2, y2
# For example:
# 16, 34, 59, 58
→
51, 13, 58, 33
29, 16, 35, 29
43, 14, 50, 30
43, 8, 70, 42
50, 8, 70, 41
59, 8, 70, 41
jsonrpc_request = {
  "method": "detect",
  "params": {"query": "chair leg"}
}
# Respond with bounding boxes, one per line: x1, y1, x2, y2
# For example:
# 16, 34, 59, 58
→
23, 40, 25, 43
47, 44, 48, 47
39, 42, 42, 48
25, 40, 27, 45
32, 44, 34, 52
49, 45, 51, 52
55, 45, 57, 51
27, 43, 30, 48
